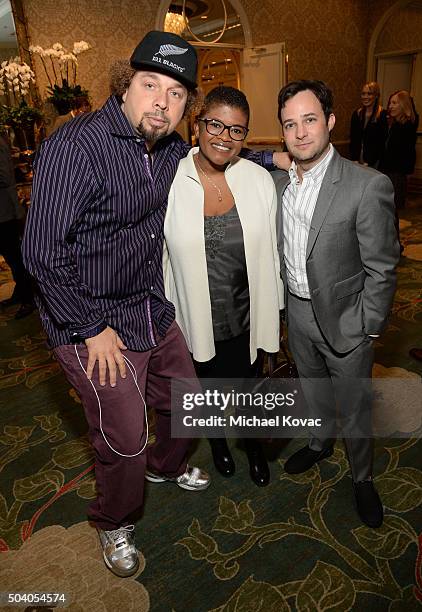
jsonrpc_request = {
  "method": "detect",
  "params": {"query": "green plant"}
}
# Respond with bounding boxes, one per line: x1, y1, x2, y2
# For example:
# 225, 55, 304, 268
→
0, 100, 42, 129
46, 80, 88, 105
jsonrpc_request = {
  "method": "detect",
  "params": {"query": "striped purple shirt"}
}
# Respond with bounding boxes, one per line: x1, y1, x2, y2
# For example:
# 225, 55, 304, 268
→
22, 95, 273, 350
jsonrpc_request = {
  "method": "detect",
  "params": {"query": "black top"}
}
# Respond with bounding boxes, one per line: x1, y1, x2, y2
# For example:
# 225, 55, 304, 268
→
204, 206, 250, 342
349, 107, 385, 167
378, 110, 419, 175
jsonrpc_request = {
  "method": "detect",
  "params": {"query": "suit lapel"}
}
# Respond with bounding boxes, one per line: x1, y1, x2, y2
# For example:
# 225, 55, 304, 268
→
306, 149, 343, 259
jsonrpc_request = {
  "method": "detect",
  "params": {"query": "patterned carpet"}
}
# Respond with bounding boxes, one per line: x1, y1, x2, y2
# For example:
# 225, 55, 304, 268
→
0, 206, 420, 612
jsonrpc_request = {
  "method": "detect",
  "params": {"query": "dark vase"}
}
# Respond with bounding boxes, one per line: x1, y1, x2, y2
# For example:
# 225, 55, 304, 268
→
13, 123, 35, 151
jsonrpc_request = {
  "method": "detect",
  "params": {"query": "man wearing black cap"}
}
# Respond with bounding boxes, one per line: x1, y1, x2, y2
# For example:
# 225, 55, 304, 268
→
22, 31, 216, 578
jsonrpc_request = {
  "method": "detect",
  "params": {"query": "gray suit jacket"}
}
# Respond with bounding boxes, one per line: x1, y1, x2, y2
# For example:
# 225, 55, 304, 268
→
273, 148, 400, 353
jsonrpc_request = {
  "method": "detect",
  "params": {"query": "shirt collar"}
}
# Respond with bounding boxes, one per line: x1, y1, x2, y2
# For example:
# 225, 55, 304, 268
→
288, 143, 334, 185
100, 95, 139, 139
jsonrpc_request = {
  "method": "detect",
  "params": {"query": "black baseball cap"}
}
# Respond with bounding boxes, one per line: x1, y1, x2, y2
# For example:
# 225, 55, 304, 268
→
130, 31, 198, 90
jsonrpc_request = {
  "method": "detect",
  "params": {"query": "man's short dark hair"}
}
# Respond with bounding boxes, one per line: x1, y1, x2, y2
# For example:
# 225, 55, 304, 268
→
199, 86, 250, 123
278, 80, 334, 124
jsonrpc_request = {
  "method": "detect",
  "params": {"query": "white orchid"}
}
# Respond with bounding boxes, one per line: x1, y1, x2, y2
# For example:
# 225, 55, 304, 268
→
29, 40, 91, 90
0, 58, 36, 106
73, 41, 91, 55
59, 53, 78, 64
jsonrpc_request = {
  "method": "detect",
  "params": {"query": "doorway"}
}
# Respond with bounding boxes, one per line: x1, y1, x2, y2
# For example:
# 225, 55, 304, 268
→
376, 54, 414, 107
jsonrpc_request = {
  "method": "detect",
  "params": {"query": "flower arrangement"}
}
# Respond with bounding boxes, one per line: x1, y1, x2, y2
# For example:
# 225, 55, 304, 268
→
0, 57, 35, 105
29, 41, 91, 114
0, 57, 42, 137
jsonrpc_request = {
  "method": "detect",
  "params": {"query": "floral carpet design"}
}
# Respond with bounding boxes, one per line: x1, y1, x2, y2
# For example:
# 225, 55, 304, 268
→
178, 440, 421, 611
0, 209, 421, 611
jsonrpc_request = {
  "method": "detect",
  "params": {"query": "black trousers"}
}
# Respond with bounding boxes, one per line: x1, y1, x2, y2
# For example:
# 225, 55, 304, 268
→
0, 219, 33, 304
193, 332, 258, 380
193, 332, 261, 449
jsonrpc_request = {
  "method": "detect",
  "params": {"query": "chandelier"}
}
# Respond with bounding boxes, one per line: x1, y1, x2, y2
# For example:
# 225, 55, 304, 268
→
164, 11, 186, 35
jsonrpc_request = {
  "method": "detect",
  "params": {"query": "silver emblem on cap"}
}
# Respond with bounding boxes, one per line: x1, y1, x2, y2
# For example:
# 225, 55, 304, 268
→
156, 44, 189, 57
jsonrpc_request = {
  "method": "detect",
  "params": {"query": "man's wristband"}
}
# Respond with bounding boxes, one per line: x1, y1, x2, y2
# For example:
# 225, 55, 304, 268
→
70, 320, 107, 343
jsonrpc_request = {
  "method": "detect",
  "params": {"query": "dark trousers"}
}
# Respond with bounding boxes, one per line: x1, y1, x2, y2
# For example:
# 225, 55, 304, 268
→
194, 332, 260, 450
193, 332, 257, 380
287, 292, 374, 482
0, 219, 33, 304
53, 321, 199, 530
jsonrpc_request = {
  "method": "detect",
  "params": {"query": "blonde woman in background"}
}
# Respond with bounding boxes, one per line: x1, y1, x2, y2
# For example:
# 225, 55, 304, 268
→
379, 90, 419, 209
350, 81, 384, 167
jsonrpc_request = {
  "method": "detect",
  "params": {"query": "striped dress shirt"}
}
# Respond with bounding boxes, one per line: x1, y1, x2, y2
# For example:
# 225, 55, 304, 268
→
22, 95, 273, 351
282, 144, 334, 298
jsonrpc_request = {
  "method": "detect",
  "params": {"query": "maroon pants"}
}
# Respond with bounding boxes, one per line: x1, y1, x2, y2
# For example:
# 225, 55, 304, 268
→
53, 321, 199, 530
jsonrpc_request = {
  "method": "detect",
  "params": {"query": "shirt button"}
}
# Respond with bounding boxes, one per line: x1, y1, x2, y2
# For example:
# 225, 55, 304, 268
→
148, 260, 152, 264
135, 138, 140, 143
144, 153, 149, 158
150, 285, 154, 290
151, 233, 155, 238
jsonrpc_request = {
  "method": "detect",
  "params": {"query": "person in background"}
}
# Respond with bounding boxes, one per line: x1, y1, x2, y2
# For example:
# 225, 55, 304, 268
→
0, 135, 34, 319
47, 96, 92, 136
273, 79, 399, 529
379, 90, 419, 250
164, 86, 283, 487
349, 81, 384, 167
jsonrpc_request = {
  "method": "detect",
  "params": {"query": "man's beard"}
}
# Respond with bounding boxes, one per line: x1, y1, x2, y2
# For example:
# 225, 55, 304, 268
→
136, 112, 170, 145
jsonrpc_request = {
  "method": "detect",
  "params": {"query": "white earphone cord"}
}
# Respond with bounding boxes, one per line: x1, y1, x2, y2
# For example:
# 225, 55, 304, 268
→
74, 345, 149, 457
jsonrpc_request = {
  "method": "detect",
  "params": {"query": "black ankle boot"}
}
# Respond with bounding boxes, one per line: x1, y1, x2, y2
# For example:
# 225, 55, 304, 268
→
209, 438, 235, 477
245, 440, 270, 487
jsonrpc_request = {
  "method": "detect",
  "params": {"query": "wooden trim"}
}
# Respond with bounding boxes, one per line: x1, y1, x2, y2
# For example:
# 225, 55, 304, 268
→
246, 138, 281, 146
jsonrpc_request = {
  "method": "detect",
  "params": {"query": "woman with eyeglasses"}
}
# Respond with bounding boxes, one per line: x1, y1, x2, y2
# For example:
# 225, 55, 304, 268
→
349, 81, 384, 167
163, 86, 283, 487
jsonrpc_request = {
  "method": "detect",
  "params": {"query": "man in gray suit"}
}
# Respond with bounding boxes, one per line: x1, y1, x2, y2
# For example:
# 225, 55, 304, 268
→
273, 80, 399, 528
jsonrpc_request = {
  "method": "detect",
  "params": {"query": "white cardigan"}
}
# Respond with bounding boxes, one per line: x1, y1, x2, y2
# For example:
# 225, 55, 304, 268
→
163, 147, 284, 363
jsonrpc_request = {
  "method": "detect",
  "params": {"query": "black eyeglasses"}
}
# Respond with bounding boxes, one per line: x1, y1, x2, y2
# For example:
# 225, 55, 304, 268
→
198, 118, 249, 141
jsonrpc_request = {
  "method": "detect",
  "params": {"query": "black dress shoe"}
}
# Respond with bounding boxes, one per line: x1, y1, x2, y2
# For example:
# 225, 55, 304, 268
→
14, 303, 36, 320
209, 438, 235, 477
245, 440, 270, 487
353, 480, 383, 528
284, 445, 334, 474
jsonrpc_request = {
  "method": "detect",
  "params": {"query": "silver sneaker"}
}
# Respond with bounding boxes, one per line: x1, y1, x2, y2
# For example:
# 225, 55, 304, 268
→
145, 465, 211, 491
97, 525, 140, 577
